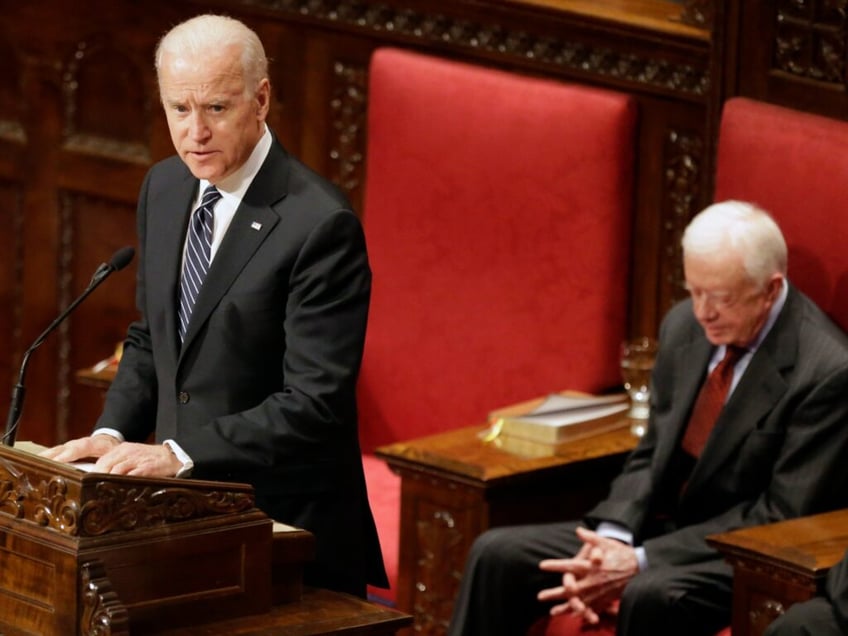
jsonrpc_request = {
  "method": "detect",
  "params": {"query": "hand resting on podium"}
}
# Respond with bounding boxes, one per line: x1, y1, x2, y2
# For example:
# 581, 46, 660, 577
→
39, 433, 184, 477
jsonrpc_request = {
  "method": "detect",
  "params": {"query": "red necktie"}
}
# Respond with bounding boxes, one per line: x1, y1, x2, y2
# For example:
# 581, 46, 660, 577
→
681, 345, 746, 457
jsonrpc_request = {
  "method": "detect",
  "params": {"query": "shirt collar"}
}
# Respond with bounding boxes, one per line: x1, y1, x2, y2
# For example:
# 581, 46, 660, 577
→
197, 124, 272, 203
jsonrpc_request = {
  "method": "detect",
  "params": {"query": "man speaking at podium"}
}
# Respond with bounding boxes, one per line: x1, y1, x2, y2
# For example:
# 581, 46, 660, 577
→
42, 14, 386, 598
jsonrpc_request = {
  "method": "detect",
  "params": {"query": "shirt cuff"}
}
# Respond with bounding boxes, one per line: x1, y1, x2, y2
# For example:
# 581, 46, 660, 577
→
162, 439, 194, 478
595, 521, 634, 545
634, 546, 648, 571
93, 428, 125, 442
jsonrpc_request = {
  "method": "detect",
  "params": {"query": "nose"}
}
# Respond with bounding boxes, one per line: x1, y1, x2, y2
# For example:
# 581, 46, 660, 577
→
187, 111, 211, 141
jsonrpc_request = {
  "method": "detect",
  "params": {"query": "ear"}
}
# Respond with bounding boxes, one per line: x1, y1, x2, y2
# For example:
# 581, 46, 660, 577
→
255, 78, 271, 121
765, 273, 784, 302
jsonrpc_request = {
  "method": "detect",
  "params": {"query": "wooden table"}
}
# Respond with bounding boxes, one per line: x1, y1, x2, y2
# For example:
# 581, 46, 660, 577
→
152, 588, 411, 635
708, 508, 848, 636
376, 417, 639, 634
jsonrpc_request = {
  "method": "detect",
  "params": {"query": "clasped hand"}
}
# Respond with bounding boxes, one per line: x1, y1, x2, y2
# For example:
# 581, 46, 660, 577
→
40, 434, 182, 477
537, 526, 638, 624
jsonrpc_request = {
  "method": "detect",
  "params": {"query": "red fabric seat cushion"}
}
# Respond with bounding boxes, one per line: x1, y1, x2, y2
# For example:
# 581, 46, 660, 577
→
362, 453, 400, 605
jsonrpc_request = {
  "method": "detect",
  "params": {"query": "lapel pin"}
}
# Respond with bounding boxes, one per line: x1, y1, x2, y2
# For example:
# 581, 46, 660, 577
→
250, 221, 263, 231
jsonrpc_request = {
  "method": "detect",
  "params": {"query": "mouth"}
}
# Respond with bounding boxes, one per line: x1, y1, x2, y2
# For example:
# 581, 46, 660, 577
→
188, 150, 216, 159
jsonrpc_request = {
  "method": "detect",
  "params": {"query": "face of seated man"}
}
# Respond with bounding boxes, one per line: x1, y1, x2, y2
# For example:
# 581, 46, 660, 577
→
683, 250, 783, 348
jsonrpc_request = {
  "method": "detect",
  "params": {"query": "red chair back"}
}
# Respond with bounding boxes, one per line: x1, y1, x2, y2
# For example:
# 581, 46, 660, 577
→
714, 97, 848, 332
358, 47, 637, 453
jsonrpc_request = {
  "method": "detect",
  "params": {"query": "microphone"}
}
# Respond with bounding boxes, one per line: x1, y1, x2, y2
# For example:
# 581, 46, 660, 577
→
2, 246, 136, 447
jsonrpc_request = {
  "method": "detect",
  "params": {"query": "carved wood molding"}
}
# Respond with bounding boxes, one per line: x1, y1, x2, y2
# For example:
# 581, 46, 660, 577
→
0, 457, 255, 536
238, 0, 710, 97
0, 463, 81, 531
80, 560, 130, 636
329, 59, 367, 203
663, 127, 704, 310
774, 0, 848, 86
79, 482, 256, 536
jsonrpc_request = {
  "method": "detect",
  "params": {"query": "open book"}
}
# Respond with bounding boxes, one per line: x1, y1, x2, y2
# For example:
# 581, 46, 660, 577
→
488, 392, 630, 444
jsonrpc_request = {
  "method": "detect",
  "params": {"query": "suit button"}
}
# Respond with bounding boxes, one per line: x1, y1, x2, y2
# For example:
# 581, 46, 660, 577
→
178, 391, 190, 404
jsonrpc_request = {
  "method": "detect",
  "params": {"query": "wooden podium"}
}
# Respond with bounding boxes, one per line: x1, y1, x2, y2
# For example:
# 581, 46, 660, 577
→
0, 443, 309, 635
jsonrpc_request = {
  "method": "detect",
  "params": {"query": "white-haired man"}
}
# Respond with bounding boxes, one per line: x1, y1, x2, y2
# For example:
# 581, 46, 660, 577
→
448, 200, 848, 635
43, 14, 386, 597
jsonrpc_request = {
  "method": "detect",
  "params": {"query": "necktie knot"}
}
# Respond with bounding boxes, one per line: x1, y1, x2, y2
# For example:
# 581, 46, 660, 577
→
717, 344, 746, 371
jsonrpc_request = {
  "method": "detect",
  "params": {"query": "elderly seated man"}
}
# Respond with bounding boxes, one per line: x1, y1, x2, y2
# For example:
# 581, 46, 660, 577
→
448, 200, 848, 636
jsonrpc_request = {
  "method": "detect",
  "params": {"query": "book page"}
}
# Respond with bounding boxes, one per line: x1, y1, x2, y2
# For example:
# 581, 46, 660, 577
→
14, 440, 99, 472
528, 393, 627, 416
518, 402, 629, 427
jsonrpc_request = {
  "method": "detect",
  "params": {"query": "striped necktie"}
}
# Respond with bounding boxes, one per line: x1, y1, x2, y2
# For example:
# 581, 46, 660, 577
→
178, 185, 221, 342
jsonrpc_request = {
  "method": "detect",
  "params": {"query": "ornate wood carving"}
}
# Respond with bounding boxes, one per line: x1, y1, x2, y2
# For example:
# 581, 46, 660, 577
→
663, 127, 704, 310
329, 60, 367, 206
412, 508, 464, 635
0, 456, 255, 536
239, 0, 710, 97
79, 482, 256, 535
80, 560, 130, 636
774, 0, 848, 85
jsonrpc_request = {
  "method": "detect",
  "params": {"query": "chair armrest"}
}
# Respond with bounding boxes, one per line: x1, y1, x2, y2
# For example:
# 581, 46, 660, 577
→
706, 509, 848, 636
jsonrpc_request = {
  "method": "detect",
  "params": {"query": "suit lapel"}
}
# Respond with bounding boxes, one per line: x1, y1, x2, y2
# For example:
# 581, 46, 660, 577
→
178, 141, 288, 357
148, 170, 198, 365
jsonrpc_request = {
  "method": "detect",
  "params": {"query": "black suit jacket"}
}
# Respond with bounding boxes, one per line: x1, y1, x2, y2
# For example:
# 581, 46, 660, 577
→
97, 137, 387, 593
587, 285, 848, 568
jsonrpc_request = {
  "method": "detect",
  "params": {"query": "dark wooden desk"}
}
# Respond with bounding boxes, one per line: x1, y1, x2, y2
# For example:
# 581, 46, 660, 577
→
708, 508, 848, 636
376, 419, 639, 634
155, 587, 412, 636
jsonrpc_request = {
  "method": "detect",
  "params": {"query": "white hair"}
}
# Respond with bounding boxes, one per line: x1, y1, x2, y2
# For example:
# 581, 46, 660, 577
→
681, 200, 788, 287
155, 14, 268, 94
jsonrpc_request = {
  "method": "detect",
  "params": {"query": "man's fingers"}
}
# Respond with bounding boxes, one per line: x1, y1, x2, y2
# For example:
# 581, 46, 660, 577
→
537, 585, 566, 602
539, 558, 592, 574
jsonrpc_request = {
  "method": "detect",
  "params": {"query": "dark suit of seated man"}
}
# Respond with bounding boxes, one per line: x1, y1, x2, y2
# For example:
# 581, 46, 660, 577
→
447, 200, 848, 636
763, 549, 848, 635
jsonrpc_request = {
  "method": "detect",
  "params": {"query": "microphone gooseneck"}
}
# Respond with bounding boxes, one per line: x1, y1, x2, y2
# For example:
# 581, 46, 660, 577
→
1, 246, 136, 447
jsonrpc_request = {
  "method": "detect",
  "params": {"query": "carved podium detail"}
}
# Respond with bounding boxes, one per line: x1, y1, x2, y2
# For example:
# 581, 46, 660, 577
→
0, 455, 256, 536
81, 560, 130, 636
0, 445, 274, 635
79, 483, 255, 535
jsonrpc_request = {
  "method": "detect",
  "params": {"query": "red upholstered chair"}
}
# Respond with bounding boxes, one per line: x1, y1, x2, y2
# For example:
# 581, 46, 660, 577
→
357, 47, 637, 604
714, 97, 848, 331
532, 97, 848, 635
